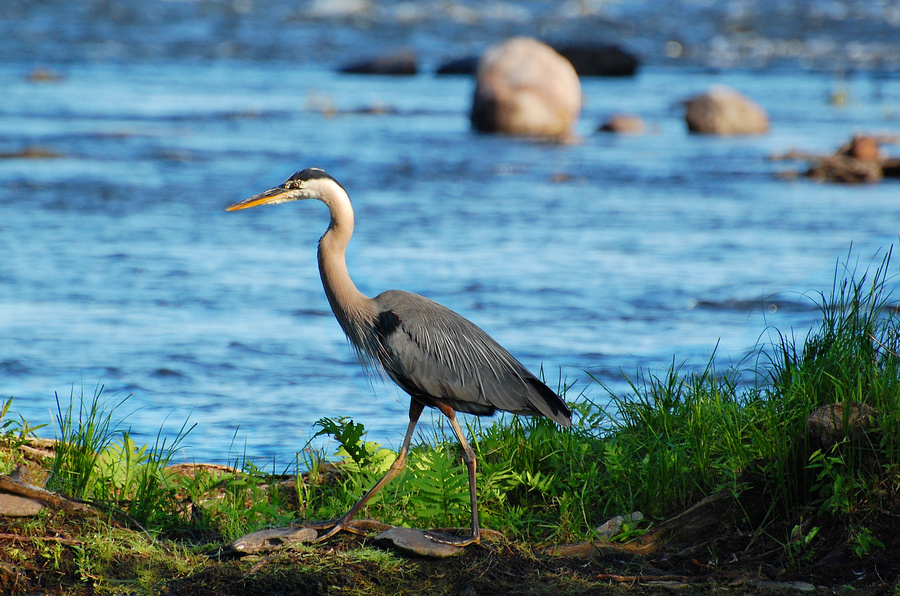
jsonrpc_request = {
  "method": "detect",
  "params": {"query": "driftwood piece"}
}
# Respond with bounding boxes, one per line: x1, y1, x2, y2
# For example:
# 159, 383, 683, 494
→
806, 154, 883, 183
21, 436, 56, 455
544, 490, 733, 558
0, 532, 80, 546
543, 539, 656, 557
773, 134, 900, 183
649, 490, 732, 541
0, 475, 95, 516
0, 475, 94, 511
229, 520, 501, 559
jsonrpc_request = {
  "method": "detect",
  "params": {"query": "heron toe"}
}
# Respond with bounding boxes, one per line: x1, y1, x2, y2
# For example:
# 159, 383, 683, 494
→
424, 530, 481, 547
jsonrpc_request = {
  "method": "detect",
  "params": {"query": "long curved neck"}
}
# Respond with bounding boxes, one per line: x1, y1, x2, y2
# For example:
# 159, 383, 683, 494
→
316, 192, 377, 346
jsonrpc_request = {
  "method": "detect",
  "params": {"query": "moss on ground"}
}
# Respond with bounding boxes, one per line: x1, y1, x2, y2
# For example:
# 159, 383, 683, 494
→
2, 479, 899, 596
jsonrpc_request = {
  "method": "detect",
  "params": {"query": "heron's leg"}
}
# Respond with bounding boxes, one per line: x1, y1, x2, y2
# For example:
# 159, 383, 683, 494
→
427, 405, 481, 547
312, 400, 424, 543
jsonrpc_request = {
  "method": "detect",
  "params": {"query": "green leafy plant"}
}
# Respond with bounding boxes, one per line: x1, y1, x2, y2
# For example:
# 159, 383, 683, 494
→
308, 416, 400, 517
786, 522, 821, 566
406, 447, 469, 527
0, 396, 48, 474
313, 416, 377, 468
1, 396, 47, 443
850, 526, 885, 558
808, 445, 871, 516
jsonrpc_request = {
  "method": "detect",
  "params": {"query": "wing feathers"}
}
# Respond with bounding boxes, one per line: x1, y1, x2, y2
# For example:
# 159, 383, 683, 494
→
367, 290, 571, 426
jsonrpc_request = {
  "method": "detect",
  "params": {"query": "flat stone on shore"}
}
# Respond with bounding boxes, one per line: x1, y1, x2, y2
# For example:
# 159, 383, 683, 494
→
374, 527, 463, 558
0, 491, 44, 517
230, 526, 318, 554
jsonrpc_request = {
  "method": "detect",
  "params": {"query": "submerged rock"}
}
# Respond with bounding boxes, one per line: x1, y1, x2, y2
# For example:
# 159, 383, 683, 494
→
0, 146, 63, 159
28, 68, 65, 83
598, 114, 646, 134
470, 37, 581, 138
307, 0, 371, 19
552, 43, 639, 77
339, 51, 418, 75
435, 56, 479, 76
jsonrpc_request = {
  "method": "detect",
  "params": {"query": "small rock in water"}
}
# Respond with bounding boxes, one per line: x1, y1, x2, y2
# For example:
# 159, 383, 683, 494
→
683, 86, 769, 136
0, 146, 63, 160
374, 527, 463, 558
772, 134, 900, 183
598, 114, 646, 134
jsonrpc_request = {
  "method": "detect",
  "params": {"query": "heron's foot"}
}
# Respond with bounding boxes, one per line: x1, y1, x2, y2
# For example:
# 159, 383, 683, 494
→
306, 517, 370, 543
423, 530, 480, 547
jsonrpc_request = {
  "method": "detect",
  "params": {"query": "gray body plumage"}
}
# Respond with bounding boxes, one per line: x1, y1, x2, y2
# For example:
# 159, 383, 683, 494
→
367, 290, 570, 424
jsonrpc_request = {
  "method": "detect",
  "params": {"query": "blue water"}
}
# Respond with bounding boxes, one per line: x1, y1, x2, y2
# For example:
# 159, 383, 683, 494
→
2, 0, 900, 465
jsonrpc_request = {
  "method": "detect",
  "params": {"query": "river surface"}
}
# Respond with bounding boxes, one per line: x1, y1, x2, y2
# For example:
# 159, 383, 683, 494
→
2, 0, 900, 465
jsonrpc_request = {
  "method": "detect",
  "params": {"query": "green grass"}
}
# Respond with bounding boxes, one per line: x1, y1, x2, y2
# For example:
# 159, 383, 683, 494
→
46, 386, 196, 533
4, 247, 899, 560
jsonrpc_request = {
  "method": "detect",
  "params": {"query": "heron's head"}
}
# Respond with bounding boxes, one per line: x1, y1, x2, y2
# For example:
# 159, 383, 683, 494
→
226, 168, 346, 211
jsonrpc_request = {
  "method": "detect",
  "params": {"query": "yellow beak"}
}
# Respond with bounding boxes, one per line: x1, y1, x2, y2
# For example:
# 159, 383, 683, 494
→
226, 186, 292, 211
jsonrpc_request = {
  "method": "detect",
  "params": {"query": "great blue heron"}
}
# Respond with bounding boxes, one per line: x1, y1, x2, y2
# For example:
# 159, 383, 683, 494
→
227, 168, 571, 546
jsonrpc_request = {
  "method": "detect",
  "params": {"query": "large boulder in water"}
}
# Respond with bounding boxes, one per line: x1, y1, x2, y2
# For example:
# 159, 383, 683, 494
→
470, 37, 581, 138
683, 86, 769, 136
